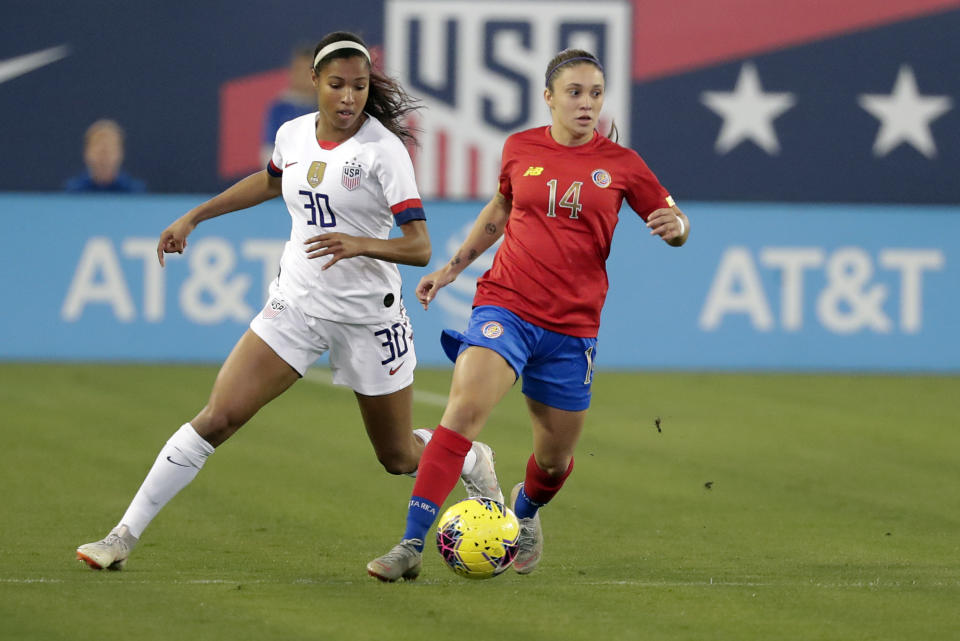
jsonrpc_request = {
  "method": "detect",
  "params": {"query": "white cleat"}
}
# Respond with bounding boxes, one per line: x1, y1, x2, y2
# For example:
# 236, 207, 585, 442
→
366, 539, 423, 582
509, 482, 543, 575
76, 525, 138, 570
461, 441, 504, 503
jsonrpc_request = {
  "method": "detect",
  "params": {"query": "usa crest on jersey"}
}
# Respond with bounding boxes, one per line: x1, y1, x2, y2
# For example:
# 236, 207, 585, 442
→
341, 160, 363, 191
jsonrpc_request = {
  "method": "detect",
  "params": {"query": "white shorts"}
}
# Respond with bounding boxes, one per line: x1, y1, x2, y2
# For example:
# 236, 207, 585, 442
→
249, 283, 416, 396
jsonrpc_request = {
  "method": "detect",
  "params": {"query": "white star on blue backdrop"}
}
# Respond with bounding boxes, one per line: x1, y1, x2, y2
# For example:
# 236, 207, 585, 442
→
700, 62, 797, 155
858, 65, 953, 158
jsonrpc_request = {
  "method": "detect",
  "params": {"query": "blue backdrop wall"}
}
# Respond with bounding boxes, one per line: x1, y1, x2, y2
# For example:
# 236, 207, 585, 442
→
3, 194, 955, 371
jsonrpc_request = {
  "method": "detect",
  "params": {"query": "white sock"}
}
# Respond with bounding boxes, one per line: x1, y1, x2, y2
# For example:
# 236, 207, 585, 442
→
412, 428, 433, 447
118, 423, 215, 539
408, 428, 477, 477
461, 447, 478, 476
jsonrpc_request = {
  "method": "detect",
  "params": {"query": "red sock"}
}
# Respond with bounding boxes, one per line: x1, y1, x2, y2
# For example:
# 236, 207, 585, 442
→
523, 454, 574, 504
411, 425, 472, 506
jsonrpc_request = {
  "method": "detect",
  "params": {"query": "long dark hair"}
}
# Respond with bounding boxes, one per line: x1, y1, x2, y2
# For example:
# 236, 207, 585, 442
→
544, 48, 618, 142
313, 31, 421, 146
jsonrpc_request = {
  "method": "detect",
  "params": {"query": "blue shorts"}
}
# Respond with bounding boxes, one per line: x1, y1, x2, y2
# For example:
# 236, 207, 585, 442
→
440, 305, 597, 411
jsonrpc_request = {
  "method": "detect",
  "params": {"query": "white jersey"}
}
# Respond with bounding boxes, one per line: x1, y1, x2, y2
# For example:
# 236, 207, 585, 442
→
268, 113, 425, 324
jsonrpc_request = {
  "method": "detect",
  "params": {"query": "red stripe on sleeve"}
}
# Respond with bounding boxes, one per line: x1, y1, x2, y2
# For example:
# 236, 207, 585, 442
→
390, 198, 423, 214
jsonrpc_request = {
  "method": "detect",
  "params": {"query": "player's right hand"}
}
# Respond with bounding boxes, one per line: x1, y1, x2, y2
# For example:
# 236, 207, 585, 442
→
156, 217, 195, 266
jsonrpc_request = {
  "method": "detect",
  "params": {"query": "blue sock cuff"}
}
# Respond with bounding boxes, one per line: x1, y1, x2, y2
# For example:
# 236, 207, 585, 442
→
513, 486, 543, 520
403, 496, 440, 550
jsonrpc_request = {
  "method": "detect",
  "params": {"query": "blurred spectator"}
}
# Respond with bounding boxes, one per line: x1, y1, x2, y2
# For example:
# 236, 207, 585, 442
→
65, 119, 146, 193
260, 45, 317, 166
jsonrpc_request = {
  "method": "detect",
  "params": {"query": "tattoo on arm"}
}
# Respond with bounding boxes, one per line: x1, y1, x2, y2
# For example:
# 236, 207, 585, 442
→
484, 223, 497, 234
451, 254, 461, 266
468, 249, 477, 260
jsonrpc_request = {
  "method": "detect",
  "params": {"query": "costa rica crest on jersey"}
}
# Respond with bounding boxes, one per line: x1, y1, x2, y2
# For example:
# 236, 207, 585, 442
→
341, 160, 363, 191
591, 169, 612, 188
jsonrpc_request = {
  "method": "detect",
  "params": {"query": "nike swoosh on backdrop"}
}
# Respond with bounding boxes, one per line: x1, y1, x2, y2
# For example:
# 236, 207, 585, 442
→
0, 44, 71, 85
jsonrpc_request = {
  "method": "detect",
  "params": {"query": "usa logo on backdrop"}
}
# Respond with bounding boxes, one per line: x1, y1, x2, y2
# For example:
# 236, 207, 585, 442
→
385, 0, 631, 199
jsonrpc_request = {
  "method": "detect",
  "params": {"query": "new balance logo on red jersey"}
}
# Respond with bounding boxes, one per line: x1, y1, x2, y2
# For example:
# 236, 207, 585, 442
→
523, 166, 544, 176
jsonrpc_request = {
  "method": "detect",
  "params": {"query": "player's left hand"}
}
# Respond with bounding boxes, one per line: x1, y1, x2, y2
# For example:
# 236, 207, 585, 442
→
304, 232, 364, 269
646, 207, 686, 243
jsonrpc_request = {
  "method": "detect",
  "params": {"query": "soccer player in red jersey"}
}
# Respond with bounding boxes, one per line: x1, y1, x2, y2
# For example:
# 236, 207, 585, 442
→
366, 48, 689, 581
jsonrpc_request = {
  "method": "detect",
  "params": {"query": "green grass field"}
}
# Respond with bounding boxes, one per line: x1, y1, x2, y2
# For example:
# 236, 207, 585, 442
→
2, 363, 958, 640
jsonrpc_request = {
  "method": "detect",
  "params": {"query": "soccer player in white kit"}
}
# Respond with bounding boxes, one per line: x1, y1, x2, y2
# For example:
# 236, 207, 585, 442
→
76, 31, 503, 571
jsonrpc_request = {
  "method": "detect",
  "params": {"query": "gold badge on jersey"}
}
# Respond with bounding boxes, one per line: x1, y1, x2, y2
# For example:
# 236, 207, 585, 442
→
307, 161, 327, 188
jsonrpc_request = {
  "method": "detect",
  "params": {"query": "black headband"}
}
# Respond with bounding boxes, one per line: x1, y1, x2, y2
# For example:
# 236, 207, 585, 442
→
545, 56, 604, 86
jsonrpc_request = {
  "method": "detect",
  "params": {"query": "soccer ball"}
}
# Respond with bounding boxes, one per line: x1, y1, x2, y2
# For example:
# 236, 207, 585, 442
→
435, 497, 520, 579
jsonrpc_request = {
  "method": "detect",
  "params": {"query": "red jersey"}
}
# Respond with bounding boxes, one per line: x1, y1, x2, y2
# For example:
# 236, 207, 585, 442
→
473, 126, 672, 337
